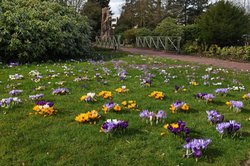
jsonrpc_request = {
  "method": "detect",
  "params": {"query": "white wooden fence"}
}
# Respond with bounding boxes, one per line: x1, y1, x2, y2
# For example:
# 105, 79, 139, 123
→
95, 36, 121, 50
136, 36, 182, 53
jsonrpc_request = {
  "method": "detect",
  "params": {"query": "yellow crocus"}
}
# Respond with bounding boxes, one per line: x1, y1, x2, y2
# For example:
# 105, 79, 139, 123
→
181, 104, 189, 111
170, 105, 176, 113
80, 95, 87, 101
114, 105, 121, 112
226, 101, 231, 106
122, 101, 127, 106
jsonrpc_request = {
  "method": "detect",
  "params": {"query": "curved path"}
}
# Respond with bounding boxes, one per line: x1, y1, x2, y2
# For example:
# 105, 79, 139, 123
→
121, 47, 250, 72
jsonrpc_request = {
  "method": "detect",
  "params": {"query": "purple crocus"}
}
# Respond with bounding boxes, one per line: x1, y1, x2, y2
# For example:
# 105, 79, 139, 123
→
174, 85, 185, 92
216, 120, 240, 135
29, 94, 44, 100
36, 101, 47, 106
101, 119, 128, 133
139, 110, 149, 118
195, 93, 207, 99
9, 90, 23, 96
229, 100, 243, 112
203, 94, 215, 102
173, 100, 184, 110
140, 110, 167, 124
206, 110, 224, 124
105, 102, 116, 110
118, 70, 127, 80
52, 88, 69, 95
184, 138, 211, 159
167, 120, 190, 136
36, 101, 54, 107
156, 110, 167, 119
140, 72, 154, 86
215, 88, 228, 95
8, 62, 19, 67
0, 97, 21, 108
101, 121, 115, 133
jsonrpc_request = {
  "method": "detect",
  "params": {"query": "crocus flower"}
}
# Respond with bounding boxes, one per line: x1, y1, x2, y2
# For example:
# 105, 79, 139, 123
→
203, 94, 215, 102
184, 138, 211, 160
75, 110, 101, 124
140, 110, 149, 118
170, 101, 189, 113
29, 94, 44, 100
80, 93, 96, 102
206, 110, 224, 124
216, 120, 240, 135
226, 100, 243, 112
215, 88, 228, 95
0, 97, 21, 108
9, 74, 24, 80
165, 120, 190, 136
118, 70, 127, 80
9, 90, 23, 96
101, 119, 128, 133
242, 93, 250, 100
52, 88, 69, 95
102, 102, 119, 114
149, 91, 164, 100
140, 110, 167, 125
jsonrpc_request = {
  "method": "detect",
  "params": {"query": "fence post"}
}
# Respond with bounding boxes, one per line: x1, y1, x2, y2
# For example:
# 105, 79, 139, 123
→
177, 37, 181, 53
136, 37, 139, 47
165, 37, 169, 51
156, 37, 159, 50
117, 35, 121, 50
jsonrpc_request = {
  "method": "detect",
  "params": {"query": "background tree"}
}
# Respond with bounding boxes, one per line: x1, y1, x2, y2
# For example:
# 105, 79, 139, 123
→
97, 0, 110, 7
166, 0, 209, 25
197, 0, 250, 47
81, 0, 102, 40
116, 0, 166, 34
54, 0, 86, 11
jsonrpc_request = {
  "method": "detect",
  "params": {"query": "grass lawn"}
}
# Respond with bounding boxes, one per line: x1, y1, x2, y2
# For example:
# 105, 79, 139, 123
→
0, 51, 250, 166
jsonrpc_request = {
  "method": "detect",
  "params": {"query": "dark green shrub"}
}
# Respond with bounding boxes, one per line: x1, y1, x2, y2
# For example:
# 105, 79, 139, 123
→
0, 0, 91, 63
183, 24, 201, 42
123, 28, 153, 44
197, 1, 250, 47
154, 17, 184, 37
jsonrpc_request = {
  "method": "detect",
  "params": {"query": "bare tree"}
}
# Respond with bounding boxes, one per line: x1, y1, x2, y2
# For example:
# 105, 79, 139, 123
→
54, 0, 86, 12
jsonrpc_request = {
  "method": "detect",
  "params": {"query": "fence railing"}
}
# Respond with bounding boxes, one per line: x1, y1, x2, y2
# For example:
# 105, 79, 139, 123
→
95, 36, 121, 50
136, 36, 182, 53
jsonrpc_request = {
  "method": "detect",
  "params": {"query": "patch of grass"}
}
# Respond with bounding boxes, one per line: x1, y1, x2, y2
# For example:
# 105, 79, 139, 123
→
0, 51, 250, 165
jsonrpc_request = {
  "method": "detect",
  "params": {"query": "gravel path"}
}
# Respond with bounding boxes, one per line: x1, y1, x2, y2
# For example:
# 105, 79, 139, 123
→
121, 47, 250, 72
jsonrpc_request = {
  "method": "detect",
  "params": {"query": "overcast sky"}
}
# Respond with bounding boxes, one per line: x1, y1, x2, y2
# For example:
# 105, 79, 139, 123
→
110, 0, 125, 18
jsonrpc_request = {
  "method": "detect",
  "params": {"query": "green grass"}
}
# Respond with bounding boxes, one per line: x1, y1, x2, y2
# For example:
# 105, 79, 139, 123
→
0, 51, 250, 166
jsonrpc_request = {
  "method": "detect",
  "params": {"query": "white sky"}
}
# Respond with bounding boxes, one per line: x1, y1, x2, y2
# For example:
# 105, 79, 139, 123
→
110, 0, 125, 18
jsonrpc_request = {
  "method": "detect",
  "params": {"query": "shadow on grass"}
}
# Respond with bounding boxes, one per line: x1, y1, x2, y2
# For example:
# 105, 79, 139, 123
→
241, 131, 250, 138
112, 128, 145, 139
189, 129, 204, 138
205, 147, 224, 163
213, 100, 227, 106
241, 108, 250, 114
226, 94, 235, 98
88, 49, 128, 62
188, 108, 200, 114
